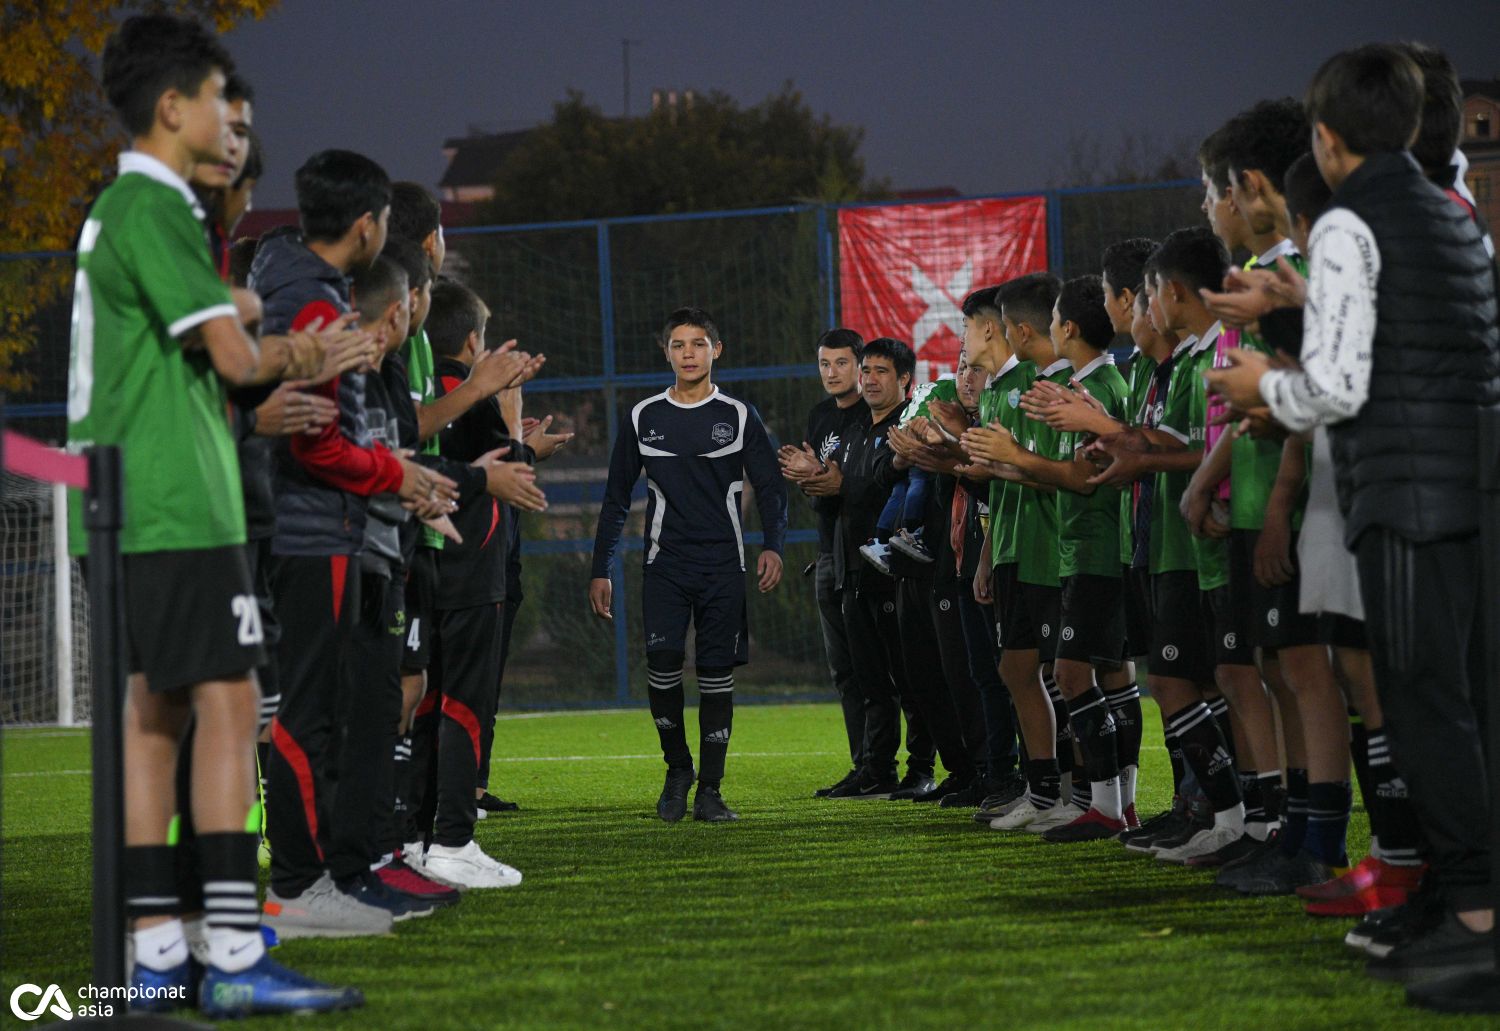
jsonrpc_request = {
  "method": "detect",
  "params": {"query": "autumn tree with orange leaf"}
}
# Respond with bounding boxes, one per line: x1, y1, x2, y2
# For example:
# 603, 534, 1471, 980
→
0, 0, 276, 393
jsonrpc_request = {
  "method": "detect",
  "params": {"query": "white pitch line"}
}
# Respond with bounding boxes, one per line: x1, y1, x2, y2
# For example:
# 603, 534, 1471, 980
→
5, 751, 844, 779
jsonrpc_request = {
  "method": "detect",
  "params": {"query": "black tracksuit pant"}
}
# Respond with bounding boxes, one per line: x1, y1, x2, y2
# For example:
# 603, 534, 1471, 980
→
842, 577, 933, 779
930, 575, 988, 774
958, 591, 1019, 779
334, 569, 403, 874
895, 574, 975, 780
1356, 528, 1492, 911
478, 594, 521, 791
817, 552, 864, 768
265, 554, 358, 896
427, 602, 508, 848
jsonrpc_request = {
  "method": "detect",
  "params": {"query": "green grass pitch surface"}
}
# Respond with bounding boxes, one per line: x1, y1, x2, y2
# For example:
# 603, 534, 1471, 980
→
1, 703, 1480, 1029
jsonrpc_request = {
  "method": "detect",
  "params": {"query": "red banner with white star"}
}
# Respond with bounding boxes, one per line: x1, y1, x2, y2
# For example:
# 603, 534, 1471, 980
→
837, 196, 1049, 380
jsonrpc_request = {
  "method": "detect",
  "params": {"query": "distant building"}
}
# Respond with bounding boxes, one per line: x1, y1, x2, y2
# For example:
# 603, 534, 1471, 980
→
1461, 80, 1500, 229
438, 130, 534, 203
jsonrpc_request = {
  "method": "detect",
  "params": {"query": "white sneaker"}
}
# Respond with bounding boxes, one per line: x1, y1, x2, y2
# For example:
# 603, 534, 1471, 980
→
991, 798, 1047, 831
858, 541, 894, 577
423, 840, 523, 890
1154, 824, 1244, 864
1026, 802, 1085, 834
402, 841, 427, 873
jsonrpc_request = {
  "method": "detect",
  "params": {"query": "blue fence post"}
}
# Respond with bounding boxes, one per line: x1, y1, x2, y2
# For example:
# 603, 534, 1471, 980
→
816, 205, 836, 329
597, 221, 631, 706
1045, 189, 1065, 277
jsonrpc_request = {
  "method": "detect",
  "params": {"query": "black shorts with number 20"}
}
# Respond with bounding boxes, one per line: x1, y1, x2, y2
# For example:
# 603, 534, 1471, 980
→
124, 544, 266, 694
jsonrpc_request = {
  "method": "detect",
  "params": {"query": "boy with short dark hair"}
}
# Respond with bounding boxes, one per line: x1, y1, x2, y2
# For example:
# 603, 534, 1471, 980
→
1209, 44, 1497, 986
964, 274, 1077, 831
75, 13, 358, 1015
415, 279, 545, 884
590, 307, 788, 819
963, 275, 1136, 840
253, 148, 460, 937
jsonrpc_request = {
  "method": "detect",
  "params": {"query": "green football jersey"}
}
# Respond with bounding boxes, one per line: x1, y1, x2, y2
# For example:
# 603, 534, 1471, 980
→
1185, 337, 1229, 591
66, 158, 242, 555
1229, 246, 1310, 530
1121, 350, 1157, 564
401, 326, 445, 549
983, 358, 1036, 568
1016, 360, 1073, 588
1148, 338, 1204, 576
900, 377, 958, 425
1058, 357, 1129, 579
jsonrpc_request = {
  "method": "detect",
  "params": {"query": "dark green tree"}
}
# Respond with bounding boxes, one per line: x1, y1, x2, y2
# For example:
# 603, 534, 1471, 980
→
483, 84, 883, 223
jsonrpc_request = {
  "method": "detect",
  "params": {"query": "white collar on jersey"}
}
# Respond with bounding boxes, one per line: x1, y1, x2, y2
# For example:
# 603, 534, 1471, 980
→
994, 354, 1020, 382
663, 384, 721, 409
1039, 358, 1073, 377
1071, 352, 1116, 380
118, 151, 206, 221
1190, 320, 1224, 356
1171, 335, 1197, 359
1254, 238, 1297, 268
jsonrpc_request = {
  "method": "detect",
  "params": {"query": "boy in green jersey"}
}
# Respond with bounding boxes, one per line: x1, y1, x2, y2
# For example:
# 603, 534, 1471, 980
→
70, 14, 361, 1016
965, 276, 1138, 841
1086, 229, 1250, 863
946, 285, 1041, 820
962, 274, 1079, 831
1204, 103, 1354, 891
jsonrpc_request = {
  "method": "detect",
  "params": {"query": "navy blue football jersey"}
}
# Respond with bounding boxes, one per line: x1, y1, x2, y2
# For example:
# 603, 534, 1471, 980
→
591, 386, 788, 578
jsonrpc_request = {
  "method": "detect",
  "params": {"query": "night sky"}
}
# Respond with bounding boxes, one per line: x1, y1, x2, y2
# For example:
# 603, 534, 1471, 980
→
223, 0, 1500, 210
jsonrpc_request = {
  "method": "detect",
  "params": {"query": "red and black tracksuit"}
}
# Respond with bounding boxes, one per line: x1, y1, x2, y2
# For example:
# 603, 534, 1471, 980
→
252, 234, 405, 896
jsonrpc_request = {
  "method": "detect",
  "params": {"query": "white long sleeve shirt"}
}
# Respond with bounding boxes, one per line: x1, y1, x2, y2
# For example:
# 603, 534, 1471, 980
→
1260, 207, 1380, 433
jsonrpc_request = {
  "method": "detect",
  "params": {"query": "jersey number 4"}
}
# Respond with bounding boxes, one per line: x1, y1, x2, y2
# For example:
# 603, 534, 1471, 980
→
230, 595, 265, 646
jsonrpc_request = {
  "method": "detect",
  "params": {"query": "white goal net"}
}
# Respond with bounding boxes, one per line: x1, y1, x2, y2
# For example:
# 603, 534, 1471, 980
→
1, 472, 90, 725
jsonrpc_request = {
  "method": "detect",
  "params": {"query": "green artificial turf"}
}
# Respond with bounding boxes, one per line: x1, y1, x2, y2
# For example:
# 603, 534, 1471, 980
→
0, 704, 1480, 1029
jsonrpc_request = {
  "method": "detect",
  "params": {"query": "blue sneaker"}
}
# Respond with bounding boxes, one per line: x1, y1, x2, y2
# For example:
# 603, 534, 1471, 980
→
337, 871, 437, 921
199, 954, 363, 1017
129, 959, 197, 1012
260, 923, 279, 950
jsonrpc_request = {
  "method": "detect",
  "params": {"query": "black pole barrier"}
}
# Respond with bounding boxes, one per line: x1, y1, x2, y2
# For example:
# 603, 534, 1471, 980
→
1407, 403, 1500, 1013
84, 445, 126, 993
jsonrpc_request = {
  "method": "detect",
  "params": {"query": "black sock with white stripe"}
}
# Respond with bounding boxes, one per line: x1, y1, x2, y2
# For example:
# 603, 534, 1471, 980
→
1365, 728, 1424, 867
647, 656, 692, 770
198, 832, 264, 973
1164, 701, 1243, 818
126, 844, 186, 972
697, 667, 734, 789
1043, 671, 1073, 781
1207, 695, 1235, 765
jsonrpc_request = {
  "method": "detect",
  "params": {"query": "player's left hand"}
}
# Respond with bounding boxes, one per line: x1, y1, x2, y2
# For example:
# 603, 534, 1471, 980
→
1203, 348, 1272, 412
757, 551, 783, 592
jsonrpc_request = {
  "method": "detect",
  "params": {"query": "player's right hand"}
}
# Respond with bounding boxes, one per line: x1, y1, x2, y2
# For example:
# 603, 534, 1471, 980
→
473, 446, 548, 511
253, 381, 337, 437
396, 455, 459, 512
588, 577, 613, 621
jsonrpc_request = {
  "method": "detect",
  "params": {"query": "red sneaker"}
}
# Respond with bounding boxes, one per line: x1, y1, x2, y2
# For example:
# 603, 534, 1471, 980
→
1040, 807, 1127, 843
1296, 856, 1423, 902
1305, 881, 1411, 918
376, 857, 461, 906
1122, 804, 1141, 830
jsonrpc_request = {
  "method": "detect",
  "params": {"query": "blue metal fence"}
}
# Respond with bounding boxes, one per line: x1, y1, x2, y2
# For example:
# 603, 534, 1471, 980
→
2, 178, 1205, 708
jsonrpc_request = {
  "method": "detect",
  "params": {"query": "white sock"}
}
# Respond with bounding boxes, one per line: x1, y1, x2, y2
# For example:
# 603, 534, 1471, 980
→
133, 919, 188, 972
1092, 778, 1123, 820
205, 925, 264, 973
1120, 766, 1138, 811
1213, 803, 1246, 834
